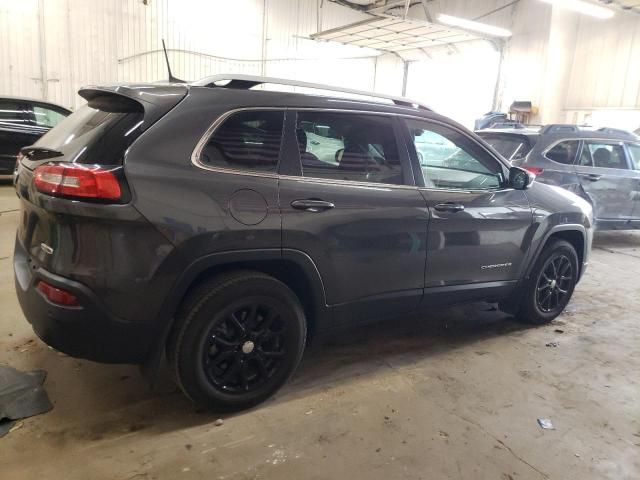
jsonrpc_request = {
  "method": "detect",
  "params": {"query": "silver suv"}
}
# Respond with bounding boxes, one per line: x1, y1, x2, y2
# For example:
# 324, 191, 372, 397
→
477, 124, 640, 230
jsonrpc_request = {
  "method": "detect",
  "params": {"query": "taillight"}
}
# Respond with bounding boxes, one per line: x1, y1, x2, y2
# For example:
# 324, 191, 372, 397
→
34, 163, 121, 201
37, 281, 79, 307
524, 167, 544, 177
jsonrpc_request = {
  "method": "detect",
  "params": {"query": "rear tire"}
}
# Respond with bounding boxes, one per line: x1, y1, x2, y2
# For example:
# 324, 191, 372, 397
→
516, 239, 579, 325
169, 271, 306, 412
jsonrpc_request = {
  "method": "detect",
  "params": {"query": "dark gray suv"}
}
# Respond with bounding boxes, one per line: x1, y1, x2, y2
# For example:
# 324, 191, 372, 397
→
477, 124, 640, 230
13, 75, 593, 411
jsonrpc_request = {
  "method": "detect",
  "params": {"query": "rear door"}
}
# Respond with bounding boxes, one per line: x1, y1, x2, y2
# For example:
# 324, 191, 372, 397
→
279, 110, 428, 325
402, 118, 533, 291
574, 140, 636, 220
625, 142, 640, 220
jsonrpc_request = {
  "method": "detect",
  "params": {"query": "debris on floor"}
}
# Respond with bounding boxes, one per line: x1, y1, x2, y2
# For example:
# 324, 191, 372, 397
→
0, 365, 53, 437
554, 329, 564, 334
214, 418, 224, 426
545, 341, 559, 348
537, 418, 555, 430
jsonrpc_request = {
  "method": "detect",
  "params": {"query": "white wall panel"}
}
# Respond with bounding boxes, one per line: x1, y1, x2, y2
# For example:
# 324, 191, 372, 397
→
567, 15, 640, 110
0, 0, 376, 110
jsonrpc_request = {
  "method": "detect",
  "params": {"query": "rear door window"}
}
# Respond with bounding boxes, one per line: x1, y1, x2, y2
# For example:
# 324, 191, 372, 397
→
199, 110, 284, 173
584, 142, 628, 169
545, 140, 579, 165
295, 111, 403, 185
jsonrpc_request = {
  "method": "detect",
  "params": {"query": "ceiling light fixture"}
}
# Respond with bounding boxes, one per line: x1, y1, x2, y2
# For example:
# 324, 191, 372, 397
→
537, 0, 615, 19
437, 14, 513, 38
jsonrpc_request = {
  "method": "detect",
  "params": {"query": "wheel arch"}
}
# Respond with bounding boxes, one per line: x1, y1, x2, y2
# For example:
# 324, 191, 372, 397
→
140, 249, 328, 384
526, 225, 587, 280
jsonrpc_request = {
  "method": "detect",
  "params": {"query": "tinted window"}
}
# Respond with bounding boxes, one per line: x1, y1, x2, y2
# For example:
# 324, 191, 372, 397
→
200, 110, 284, 173
585, 142, 627, 169
406, 119, 503, 190
0, 101, 27, 126
296, 112, 403, 185
628, 143, 640, 169
34, 103, 143, 165
33, 105, 67, 128
545, 140, 579, 164
478, 133, 533, 161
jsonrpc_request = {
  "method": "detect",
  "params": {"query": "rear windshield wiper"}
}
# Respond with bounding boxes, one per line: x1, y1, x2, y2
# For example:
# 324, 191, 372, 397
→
20, 146, 64, 160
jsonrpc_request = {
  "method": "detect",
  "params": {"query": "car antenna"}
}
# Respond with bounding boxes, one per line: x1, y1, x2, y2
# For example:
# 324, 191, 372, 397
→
162, 39, 186, 83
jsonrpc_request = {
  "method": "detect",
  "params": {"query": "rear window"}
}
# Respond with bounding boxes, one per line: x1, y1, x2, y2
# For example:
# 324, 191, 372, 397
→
33, 102, 143, 165
478, 133, 533, 161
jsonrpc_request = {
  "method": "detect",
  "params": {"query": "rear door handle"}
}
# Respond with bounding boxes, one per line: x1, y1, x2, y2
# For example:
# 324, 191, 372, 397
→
580, 173, 602, 182
434, 202, 465, 213
290, 199, 335, 212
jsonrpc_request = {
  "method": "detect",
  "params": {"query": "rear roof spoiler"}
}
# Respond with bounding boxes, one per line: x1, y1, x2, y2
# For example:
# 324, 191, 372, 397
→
79, 84, 188, 131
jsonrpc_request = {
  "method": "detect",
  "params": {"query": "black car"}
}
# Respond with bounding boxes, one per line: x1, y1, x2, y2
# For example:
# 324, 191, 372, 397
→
0, 96, 70, 174
14, 76, 593, 411
477, 124, 640, 230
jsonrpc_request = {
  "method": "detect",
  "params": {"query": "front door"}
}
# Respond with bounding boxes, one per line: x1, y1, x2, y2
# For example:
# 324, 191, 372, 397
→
401, 118, 533, 290
279, 110, 428, 325
574, 140, 637, 221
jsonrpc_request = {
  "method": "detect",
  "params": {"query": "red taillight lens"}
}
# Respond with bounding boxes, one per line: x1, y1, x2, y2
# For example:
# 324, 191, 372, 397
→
524, 167, 544, 177
37, 281, 79, 307
34, 164, 121, 200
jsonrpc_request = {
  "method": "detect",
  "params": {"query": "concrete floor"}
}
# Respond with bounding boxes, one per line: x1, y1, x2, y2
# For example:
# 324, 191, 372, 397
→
0, 177, 639, 480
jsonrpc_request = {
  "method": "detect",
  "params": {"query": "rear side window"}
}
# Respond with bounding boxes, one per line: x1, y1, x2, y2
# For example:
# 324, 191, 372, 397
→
545, 140, 579, 164
34, 101, 143, 165
32, 105, 67, 128
199, 110, 284, 173
0, 100, 28, 126
296, 111, 403, 185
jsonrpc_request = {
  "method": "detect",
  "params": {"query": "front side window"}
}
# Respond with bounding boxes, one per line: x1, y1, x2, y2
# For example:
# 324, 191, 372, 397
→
583, 142, 627, 169
296, 111, 403, 185
33, 105, 67, 128
545, 140, 579, 165
405, 119, 503, 190
199, 110, 284, 173
627, 143, 640, 169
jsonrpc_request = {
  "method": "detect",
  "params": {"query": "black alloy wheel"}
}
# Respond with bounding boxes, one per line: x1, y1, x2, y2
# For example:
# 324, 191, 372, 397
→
535, 254, 574, 313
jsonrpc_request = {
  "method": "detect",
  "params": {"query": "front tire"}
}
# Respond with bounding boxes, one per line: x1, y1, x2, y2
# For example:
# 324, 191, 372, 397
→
169, 271, 306, 412
516, 239, 579, 325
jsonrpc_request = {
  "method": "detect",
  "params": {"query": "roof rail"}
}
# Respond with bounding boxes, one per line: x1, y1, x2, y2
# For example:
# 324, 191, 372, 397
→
597, 127, 637, 139
540, 124, 580, 134
191, 74, 431, 111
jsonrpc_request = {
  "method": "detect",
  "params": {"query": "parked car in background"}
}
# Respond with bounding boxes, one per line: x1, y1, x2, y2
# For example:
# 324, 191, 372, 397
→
14, 76, 593, 411
0, 96, 70, 174
477, 124, 640, 230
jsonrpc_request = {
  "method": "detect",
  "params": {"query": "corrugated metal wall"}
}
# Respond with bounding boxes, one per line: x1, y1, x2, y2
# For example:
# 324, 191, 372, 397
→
566, 14, 640, 110
0, 0, 376, 110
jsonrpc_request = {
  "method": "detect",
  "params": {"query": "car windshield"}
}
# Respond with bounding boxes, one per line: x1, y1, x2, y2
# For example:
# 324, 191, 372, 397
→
478, 133, 534, 161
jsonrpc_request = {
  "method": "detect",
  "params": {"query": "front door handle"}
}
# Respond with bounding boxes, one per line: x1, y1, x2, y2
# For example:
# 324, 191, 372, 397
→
434, 202, 465, 213
291, 199, 335, 212
580, 173, 602, 182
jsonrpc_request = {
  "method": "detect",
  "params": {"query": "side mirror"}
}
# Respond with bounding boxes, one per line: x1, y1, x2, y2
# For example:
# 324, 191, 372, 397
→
509, 166, 531, 190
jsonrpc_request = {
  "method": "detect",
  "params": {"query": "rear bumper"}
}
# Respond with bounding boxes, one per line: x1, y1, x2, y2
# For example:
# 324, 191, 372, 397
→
14, 238, 153, 363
